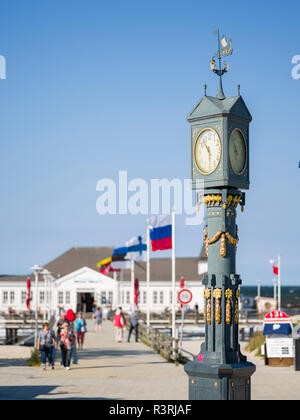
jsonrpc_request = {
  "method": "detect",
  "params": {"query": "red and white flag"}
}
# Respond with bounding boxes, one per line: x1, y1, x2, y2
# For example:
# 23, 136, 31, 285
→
269, 259, 279, 276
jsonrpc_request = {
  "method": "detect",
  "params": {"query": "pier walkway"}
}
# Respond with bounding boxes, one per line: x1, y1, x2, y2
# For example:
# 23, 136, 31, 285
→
0, 320, 186, 400
0, 319, 299, 400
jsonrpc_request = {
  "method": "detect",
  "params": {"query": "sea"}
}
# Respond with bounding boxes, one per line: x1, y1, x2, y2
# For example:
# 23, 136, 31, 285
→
240, 286, 300, 315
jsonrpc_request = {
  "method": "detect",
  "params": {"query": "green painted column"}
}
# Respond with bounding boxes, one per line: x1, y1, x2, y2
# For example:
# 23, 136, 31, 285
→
184, 189, 256, 400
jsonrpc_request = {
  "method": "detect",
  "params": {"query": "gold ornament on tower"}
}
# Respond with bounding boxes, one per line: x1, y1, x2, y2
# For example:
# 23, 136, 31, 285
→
235, 289, 240, 325
213, 288, 222, 324
225, 289, 233, 325
204, 288, 211, 325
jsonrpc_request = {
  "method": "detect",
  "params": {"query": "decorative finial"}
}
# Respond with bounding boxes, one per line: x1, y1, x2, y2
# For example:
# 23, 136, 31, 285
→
204, 84, 207, 96
237, 84, 240, 96
210, 29, 233, 100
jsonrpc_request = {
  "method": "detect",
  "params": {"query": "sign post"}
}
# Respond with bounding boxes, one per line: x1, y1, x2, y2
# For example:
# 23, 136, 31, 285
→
178, 289, 193, 351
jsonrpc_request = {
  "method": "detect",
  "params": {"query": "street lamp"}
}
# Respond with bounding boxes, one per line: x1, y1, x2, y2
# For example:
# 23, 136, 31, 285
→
257, 280, 261, 299
42, 269, 53, 321
30, 264, 44, 349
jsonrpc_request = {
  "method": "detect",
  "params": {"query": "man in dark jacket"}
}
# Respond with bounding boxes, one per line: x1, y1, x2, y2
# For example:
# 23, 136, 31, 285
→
127, 309, 140, 343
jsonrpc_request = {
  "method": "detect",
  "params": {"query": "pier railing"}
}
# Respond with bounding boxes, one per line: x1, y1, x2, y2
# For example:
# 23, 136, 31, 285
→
123, 315, 180, 365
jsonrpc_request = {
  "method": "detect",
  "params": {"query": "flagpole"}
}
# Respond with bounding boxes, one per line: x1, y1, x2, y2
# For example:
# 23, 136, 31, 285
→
273, 278, 277, 302
172, 208, 176, 341
131, 259, 135, 312
113, 270, 118, 308
43, 272, 47, 322
278, 255, 281, 311
120, 269, 123, 308
146, 222, 150, 328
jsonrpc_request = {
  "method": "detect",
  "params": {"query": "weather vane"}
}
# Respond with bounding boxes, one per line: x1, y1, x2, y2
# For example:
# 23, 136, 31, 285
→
210, 29, 233, 99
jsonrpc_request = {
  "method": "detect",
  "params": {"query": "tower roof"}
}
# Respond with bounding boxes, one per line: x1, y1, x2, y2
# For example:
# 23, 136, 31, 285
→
187, 94, 252, 122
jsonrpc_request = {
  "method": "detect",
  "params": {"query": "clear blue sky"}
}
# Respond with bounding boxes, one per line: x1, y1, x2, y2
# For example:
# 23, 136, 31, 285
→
0, 0, 299, 285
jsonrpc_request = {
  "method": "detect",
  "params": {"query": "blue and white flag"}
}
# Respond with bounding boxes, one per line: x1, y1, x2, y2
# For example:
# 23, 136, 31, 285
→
126, 235, 147, 262
111, 246, 131, 270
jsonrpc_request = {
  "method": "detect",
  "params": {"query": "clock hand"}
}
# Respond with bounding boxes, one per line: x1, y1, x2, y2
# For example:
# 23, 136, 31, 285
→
233, 141, 238, 155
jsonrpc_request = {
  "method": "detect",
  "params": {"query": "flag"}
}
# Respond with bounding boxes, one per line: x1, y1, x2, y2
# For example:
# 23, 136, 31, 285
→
100, 263, 120, 275
149, 214, 172, 251
97, 257, 113, 274
126, 235, 147, 262
26, 277, 31, 310
97, 257, 112, 268
108, 265, 120, 273
112, 247, 128, 260
269, 259, 279, 276
134, 278, 139, 305
111, 246, 131, 270
99, 264, 110, 275
111, 260, 131, 270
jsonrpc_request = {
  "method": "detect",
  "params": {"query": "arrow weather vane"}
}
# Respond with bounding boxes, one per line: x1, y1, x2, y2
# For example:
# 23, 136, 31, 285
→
210, 29, 233, 99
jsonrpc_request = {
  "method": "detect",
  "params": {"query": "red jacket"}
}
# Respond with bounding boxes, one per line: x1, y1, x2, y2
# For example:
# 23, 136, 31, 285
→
114, 313, 125, 328
66, 309, 76, 322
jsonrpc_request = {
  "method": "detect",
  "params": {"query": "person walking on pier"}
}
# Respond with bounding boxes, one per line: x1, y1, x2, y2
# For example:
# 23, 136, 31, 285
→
37, 322, 57, 371
127, 308, 140, 343
56, 311, 69, 337
93, 307, 103, 333
75, 312, 87, 350
59, 322, 75, 370
65, 309, 78, 365
113, 307, 126, 343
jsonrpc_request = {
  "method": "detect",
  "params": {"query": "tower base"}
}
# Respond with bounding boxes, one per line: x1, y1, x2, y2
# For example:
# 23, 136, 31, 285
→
184, 360, 256, 400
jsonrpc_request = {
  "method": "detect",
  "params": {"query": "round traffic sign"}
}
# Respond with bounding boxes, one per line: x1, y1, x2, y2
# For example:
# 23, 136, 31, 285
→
178, 289, 192, 305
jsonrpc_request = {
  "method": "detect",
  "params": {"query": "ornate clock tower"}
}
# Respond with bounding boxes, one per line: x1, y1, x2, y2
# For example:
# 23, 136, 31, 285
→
184, 31, 256, 400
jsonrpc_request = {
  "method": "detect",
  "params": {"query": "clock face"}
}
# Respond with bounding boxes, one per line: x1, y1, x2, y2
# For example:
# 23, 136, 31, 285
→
193, 128, 222, 175
229, 129, 247, 174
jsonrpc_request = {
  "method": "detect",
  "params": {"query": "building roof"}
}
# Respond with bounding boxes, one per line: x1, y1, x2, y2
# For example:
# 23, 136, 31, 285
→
122, 257, 202, 283
0, 275, 29, 282
44, 247, 204, 283
187, 94, 252, 122
1, 246, 207, 284
44, 247, 114, 278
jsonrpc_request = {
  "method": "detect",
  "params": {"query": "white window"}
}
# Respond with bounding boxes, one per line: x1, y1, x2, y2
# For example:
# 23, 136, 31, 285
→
21, 291, 27, 305
108, 291, 113, 304
58, 292, 64, 305
3, 291, 8, 305
153, 291, 158, 304
46, 291, 51, 304
170, 291, 173, 304
40, 291, 45, 304
160, 291, 164, 304
121, 292, 124, 304
101, 291, 106, 304
143, 291, 147, 304
126, 291, 130, 304
66, 291, 70, 305
10, 292, 15, 304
